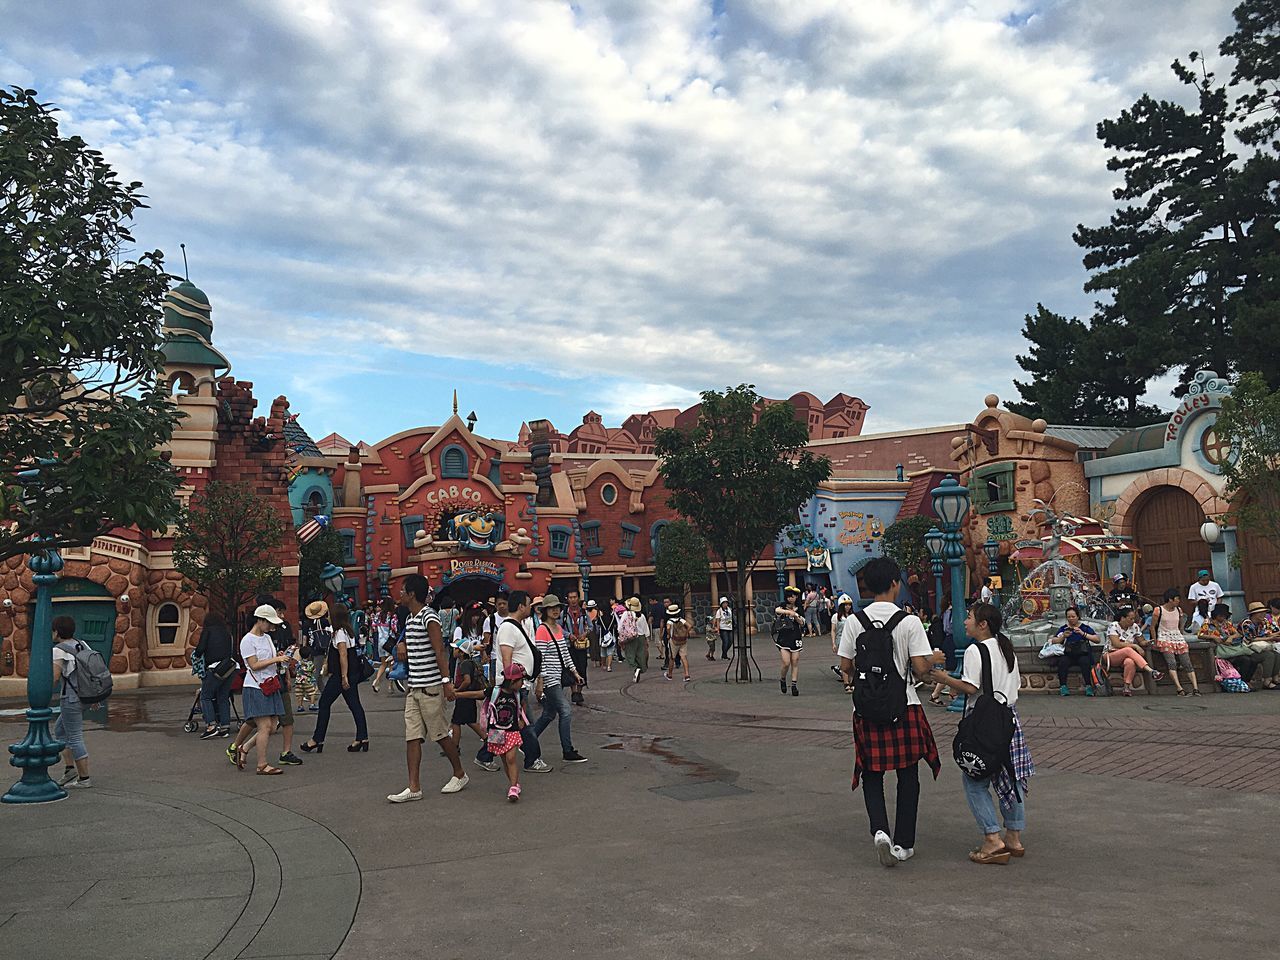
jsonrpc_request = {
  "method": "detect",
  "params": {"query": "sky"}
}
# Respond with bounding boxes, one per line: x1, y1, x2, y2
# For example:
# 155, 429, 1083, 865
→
1, 0, 1238, 444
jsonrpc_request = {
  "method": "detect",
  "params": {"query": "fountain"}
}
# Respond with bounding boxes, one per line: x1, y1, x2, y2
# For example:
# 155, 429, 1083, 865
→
1002, 558, 1116, 648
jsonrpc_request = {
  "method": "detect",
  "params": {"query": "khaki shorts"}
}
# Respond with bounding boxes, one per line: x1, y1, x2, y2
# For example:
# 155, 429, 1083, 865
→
404, 685, 450, 743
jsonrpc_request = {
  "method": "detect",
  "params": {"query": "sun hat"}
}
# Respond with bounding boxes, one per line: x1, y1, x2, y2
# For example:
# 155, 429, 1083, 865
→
719, 596, 730, 604
625, 597, 643, 612
539, 593, 562, 610
585, 599, 598, 609
1142, 603, 1154, 614
503, 662, 527, 681
253, 603, 284, 625
304, 600, 329, 619
666, 603, 682, 616
1247, 601, 1268, 616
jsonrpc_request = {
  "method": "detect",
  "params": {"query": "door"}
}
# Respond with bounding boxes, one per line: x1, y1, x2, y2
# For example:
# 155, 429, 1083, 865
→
1133, 486, 1211, 610
1239, 523, 1280, 603
55, 600, 117, 665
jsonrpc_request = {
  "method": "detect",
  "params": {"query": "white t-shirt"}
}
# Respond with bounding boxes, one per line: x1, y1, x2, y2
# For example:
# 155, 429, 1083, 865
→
837, 601, 931, 710
1107, 622, 1143, 648
240, 632, 277, 689
1187, 580, 1223, 606
496, 618, 536, 676
980, 586, 994, 604
53, 644, 78, 678
960, 637, 1020, 706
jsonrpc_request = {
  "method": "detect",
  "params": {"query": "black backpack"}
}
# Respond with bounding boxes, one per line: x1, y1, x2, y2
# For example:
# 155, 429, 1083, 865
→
952, 642, 1020, 800
851, 609, 908, 725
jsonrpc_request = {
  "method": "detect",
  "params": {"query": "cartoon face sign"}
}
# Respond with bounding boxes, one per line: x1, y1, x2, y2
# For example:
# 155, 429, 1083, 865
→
449, 510, 501, 551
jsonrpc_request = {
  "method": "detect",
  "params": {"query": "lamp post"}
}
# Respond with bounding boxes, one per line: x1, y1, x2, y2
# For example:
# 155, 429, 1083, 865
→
983, 537, 1000, 605
4, 542, 67, 804
578, 558, 592, 602
377, 562, 392, 599
924, 525, 945, 616
930, 476, 971, 714
774, 554, 787, 604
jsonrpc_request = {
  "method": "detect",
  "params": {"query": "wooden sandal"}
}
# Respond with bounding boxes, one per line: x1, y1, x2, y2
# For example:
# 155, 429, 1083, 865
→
968, 848, 1011, 865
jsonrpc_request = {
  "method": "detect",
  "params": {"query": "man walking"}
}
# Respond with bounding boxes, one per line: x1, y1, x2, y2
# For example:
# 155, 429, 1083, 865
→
474, 590, 551, 774
388, 574, 469, 802
713, 597, 734, 660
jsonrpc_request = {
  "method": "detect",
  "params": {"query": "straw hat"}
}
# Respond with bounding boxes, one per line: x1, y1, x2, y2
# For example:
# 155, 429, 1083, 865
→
304, 600, 328, 620
1247, 601, 1268, 617
539, 593, 562, 610
666, 603, 682, 616
625, 597, 643, 612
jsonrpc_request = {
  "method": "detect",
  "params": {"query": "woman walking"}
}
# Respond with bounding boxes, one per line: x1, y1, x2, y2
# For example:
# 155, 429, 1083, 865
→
619, 597, 649, 682
231, 604, 291, 775
774, 586, 805, 695
664, 603, 691, 682
531, 595, 588, 763
830, 594, 854, 692
1152, 588, 1200, 696
194, 612, 238, 739
931, 602, 1034, 864
300, 603, 370, 754
51, 616, 94, 788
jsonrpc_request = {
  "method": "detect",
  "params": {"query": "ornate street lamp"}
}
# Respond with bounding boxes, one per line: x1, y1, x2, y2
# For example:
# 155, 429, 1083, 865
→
321, 562, 346, 597
377, 562, 392, 599
578, 557, 592, 601
774, 554, 788, 604
930, 476, 971, 714
5, 463, 68, 804
924, 525, 945, 617
983, 537, 1001, 605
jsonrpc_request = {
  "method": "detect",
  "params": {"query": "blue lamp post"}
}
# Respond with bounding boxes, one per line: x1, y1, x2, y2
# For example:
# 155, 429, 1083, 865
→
578, 558, 591, 602
4, 539, 67, 804
774, 554, 787, 604
924, 526, 945, 616
983, 538, 1001, 605
930, 476, 971, 714
377, 562, 392, 600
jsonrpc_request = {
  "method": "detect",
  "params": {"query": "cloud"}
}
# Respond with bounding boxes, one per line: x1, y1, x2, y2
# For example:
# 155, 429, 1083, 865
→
0, 0, 1237, 441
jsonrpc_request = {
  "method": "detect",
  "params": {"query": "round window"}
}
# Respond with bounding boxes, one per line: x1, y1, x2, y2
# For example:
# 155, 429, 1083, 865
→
600, 483, 617, 505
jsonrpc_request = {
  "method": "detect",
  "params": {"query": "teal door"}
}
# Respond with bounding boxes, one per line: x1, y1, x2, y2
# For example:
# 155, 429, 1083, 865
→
55, 600, 117, 664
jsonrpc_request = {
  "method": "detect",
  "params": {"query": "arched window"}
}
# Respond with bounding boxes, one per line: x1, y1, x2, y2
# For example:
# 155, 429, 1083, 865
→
304, 489, 326, 519
156, 603, 180, 645
441, 445, 469, 478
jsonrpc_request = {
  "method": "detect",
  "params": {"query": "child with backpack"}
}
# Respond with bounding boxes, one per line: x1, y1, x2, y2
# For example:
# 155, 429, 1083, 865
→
487, 662, 531, 802
664, 604, 692, 682
931, 601, 1035, 865
450, 637, 489, 748
836, 558, 942, 867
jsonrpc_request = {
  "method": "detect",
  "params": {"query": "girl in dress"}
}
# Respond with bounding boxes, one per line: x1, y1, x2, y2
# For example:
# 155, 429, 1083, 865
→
486, 663, 530, 802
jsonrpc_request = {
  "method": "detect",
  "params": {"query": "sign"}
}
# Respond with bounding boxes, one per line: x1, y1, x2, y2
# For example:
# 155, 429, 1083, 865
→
986, 515, 1016, 542
1078, 536, 1123, 550
1164, 370, 1230, 444
441, 558, 504, 585
837, 511, 883, 545
989, 576, 1003, 590
426, 484, 485, 506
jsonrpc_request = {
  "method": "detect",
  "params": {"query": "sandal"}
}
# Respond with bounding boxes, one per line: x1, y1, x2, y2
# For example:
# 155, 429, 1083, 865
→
256, 765, 284, 776
1000, 844, 1026, 858
235, 745, 249, 770
929, 693, 946, 707
1176, 689, 1189, 697
968, 848, 1011, 865
1191, 689, 1202, 697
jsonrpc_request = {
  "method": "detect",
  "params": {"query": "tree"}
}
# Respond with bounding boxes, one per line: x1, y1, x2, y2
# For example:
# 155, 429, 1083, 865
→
656, 385, 831, 680
298, 525, 343, 607
172, 482, 286, 625
1222, 0, 1280, 148
0, 87, 180, 560
654, 520, 710, 616
1007, 305, 1091, 422
881, 516, 934, 583
1214, 371, 1280, 560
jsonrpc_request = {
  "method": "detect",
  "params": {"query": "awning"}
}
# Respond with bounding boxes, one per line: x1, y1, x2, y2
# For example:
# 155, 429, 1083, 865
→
1011, 534, 1138, 562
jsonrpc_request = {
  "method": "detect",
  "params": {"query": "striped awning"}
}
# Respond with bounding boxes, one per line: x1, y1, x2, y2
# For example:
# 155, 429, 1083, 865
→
1011, 533, 1137, 561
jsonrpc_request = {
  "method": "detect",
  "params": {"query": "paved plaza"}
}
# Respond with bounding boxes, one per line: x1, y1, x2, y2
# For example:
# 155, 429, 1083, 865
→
3, 650, 1279, 960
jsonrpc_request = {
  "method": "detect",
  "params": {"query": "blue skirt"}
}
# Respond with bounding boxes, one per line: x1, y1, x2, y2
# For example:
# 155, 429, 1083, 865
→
242, 686, 284, 719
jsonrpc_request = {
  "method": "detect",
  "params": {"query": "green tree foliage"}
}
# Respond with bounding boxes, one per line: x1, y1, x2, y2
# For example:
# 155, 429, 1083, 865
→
654, 520, 710, 593
881, 516, 934, 581
1222, 0, 1280, 147
298, 526, 343, 607
656, 385, 831, 679
0, 87, 180, 560
172, 482, 286, 625
1215, 371, 1280, 559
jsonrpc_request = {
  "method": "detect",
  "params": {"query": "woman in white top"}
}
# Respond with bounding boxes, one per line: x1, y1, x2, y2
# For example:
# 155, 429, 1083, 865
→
300, 603, 370, 754
230, 604, 291, 775
931, 601, 1034, 865
830, 594, 855, 693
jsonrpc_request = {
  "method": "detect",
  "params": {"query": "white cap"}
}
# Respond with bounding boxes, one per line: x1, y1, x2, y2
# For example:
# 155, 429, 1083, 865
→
719, 596, 729, 604
253, 603, 283, 625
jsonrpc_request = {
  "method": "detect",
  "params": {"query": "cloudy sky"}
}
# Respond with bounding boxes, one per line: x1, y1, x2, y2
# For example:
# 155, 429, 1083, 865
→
2, 1, 1236, 443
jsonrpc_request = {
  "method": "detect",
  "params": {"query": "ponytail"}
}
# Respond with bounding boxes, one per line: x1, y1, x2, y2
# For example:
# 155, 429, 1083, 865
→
969, 601, 1015, 670
995, 631, 1015, 672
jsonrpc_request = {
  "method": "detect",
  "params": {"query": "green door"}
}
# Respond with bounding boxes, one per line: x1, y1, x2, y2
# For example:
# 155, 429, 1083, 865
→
55, 600, 117, 664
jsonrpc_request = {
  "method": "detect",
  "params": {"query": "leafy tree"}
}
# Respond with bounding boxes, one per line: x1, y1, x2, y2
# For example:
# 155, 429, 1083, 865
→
0, 86, 179, 560
1215, 371, 1280, 560
656, 385, 831, 680
298, 526, 343, 607
881, 516, 934, 581
172, 482, 286, 625
654, 520, 710, 615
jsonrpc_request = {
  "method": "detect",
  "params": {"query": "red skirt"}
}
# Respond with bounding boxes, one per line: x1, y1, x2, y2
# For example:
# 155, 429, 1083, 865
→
851, 704, 941, 790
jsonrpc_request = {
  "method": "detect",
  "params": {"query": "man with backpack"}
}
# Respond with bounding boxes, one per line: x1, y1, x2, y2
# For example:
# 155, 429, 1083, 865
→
837, 557, 943, 867
51, 615, 113, 789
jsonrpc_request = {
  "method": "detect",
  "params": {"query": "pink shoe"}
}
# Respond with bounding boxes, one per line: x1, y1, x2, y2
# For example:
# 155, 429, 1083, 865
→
507, 784, 521, 803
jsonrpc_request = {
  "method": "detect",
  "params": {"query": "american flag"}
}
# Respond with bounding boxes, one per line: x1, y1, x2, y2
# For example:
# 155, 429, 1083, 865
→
297, 514, 330, 544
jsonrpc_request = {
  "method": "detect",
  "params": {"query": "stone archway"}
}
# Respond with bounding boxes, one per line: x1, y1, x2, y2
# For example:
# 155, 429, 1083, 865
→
1111, 468, 1227, 540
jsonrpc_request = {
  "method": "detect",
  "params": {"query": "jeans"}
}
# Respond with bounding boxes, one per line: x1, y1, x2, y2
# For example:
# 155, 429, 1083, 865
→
532, 684, 575, 754
1057, 649, 1095, 687
55, 694, 88, 761
476, 689, 542, 769
200, 669, 233, 727
961, 774, 1026, 835
860, 763, 920, 848
719, 629, 734, 657
311, 673, 368, 742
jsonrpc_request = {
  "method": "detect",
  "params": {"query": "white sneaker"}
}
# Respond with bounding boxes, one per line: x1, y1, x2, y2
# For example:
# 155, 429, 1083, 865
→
67, 777, 92, 789
440, 775, 469, 794
874, 830, 896, 867
525, 758, 552, 773
387, 787, 423, 803
474, 758, 500, 772
634, 668, 641, 681
892, 845, 914, 862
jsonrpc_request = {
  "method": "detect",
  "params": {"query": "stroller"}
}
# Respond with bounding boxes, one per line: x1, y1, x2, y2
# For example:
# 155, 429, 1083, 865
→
183, 654, 245, 733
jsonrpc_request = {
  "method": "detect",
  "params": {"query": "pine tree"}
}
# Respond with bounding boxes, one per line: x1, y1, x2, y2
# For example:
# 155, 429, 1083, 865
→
1007, 305, 1089, 422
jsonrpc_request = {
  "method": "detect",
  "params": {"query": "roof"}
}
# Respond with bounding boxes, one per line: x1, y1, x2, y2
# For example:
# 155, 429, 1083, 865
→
895, 470, 949, 520
1043, 425, 1134, 449
315, 432, 354, 453
283, 417, 323, 458
1102, 423, 1167, 457
162, 334, 229, 371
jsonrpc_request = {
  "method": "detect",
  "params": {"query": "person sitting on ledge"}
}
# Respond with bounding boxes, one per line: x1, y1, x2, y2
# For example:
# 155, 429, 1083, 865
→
1204, 602, 1280, 690
1053, 607, 1098, 697
1105, 607, 1162, 696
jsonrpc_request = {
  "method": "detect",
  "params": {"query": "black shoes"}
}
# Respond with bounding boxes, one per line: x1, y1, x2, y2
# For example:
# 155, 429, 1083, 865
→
347, 741, 369, 752
300, 741, 323, 753
791, 682, 799, 697
199, 727, 221, 740
563, 751, 588, 763
278, 752, 303, 765
780, 678, 787, 694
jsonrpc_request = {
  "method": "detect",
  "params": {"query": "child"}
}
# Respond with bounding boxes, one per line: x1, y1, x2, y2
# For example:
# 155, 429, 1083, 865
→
450, 638, 488, 749
292, 644, 319, 713
486, 663, 529, 802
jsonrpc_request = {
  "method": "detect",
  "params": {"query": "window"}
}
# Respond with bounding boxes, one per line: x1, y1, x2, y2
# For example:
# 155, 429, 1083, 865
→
441, 445, 469, 478
339, 529, 356, 564
401, 515, 425, 549
972, 463, 1016, 515
156, 603, 180, 645
620, 522, 639, 558
649, 520, 670, 559
582, 520, 602, 556
303, 489, 326, 519
548, 525, 572, 559
600, 483, 618, 505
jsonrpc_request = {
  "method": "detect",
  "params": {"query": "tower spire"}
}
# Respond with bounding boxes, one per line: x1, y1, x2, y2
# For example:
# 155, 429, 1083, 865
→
452, 389, 458, 415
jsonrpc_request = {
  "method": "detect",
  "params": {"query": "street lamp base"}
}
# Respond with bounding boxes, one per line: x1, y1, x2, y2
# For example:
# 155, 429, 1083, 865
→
4, 707, 67, 805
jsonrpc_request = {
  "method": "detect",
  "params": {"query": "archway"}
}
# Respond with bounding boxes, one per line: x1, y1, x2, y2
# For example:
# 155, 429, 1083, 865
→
1132, 486, 1212, 607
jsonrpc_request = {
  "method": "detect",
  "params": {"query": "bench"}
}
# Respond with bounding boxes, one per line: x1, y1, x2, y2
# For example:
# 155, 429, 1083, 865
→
1014, 640, 1217, 694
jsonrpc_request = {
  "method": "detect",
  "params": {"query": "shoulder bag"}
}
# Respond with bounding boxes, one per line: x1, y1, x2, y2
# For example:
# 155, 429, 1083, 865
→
540, 625, 576, 687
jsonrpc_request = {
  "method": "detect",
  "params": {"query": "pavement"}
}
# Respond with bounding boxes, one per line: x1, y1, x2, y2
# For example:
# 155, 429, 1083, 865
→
2, 640, 1279, 960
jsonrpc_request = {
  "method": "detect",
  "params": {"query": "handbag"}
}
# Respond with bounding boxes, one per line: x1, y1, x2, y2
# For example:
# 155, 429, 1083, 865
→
351, 650, 375, 684
259, 673, 282, 697
388, 657, 408, 682
542, 626, 576, 687
1038, 640, 1066, 659
212, 657, 238, 681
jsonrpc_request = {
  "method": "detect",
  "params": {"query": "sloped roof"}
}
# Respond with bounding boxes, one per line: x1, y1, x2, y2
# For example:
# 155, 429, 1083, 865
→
283, 417, 323, 458
1044, 424, 1135, 450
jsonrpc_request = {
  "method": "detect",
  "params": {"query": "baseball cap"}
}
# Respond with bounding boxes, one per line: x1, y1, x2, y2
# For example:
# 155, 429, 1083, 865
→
1112, 573, 1126, 582
253, 603, 284, 625
503, 662, 527, 681
1198, 569, 1210, 577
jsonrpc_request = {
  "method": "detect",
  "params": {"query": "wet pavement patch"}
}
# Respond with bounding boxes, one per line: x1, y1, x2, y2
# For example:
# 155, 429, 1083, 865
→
650, 781, 751, 801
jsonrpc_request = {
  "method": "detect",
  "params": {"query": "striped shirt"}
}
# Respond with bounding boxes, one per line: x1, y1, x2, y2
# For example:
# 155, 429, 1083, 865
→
404, 606, 444, 689
535, 624, 575, 688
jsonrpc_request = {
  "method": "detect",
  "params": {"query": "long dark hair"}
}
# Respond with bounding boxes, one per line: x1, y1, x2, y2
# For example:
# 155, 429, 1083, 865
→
968, 602, 1015, 671
331, 604, 353, 635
